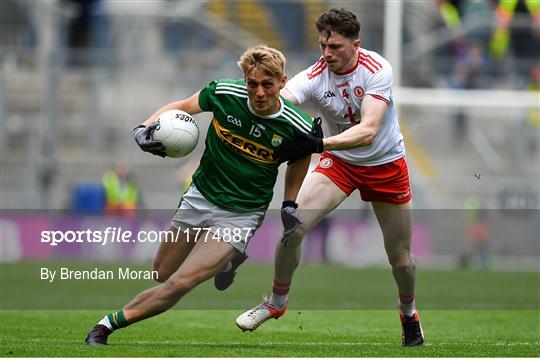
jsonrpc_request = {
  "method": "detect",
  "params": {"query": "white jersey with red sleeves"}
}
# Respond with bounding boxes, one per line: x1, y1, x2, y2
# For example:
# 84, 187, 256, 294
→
285, 48, 405, 166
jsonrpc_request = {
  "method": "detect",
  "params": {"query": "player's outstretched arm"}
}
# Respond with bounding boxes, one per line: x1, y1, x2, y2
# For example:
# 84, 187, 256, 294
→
141, 91, 203, 127
323, 95, 387, 151
133, 92, 204, 157
274, 118, 324, 163
280, 88, 300, 106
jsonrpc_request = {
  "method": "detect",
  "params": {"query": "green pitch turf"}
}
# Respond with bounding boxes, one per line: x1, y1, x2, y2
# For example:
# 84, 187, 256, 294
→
1, 309, 538, 357
1, 262, 539, 356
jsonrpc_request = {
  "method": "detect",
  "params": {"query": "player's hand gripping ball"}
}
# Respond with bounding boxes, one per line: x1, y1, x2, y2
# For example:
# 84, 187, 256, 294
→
152, 110, 199, 158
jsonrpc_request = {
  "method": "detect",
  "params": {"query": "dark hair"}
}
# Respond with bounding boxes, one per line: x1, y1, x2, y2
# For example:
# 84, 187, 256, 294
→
316, 8, 361, 40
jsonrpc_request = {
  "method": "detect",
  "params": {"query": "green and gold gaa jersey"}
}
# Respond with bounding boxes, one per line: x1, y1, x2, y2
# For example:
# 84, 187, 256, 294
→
192, 79, 314, 212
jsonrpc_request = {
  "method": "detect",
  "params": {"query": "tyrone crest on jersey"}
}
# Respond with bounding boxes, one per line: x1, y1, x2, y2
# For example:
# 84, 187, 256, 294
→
354, 86, 365, 98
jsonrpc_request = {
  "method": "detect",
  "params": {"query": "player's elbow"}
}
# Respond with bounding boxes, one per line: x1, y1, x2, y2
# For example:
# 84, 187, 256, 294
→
362, 128, 378, 146
363, 135, 374, 147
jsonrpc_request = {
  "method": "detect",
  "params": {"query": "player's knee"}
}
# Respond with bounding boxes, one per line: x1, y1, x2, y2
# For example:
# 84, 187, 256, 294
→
154, 271, 170, 283
152, 261, 172, 283
388, 252, 415, 271
281, 225, 307, 249
295, 225, 309, 240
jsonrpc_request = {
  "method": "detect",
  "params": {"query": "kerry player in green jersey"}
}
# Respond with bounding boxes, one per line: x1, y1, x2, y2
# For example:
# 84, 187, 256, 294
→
84, 45, 321, 345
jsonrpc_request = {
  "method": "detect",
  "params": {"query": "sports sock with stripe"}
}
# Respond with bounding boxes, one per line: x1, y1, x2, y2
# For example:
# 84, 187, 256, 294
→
399, 292, 417, 317
105, 310, 129, 330
269, 279, 290, 308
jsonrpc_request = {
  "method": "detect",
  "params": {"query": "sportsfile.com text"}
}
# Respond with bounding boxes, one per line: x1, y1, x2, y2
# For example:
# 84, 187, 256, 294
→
40, 227, 252, 246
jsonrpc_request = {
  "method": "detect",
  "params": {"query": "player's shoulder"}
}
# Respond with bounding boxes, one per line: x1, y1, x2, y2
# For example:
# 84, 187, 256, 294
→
357, 48, 392, 75
303, 56, 328, 81
210, 79, 248, 98
282, 97, 312, 120
214, 78, 245, 86
280, 98, 313, 134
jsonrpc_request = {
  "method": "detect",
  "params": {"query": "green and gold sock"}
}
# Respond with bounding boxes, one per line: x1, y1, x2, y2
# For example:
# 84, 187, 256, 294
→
107, 310, 128, 330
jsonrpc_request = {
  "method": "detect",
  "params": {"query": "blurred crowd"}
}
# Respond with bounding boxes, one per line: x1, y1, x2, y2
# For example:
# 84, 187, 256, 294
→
436, 0, 539, 145
56, 0, 540, 84
437, 0, 539, 81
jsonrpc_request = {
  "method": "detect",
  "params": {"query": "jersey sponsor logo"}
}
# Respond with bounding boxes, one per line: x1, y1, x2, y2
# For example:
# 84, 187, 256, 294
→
227, 115, 242, 128
323, 90, 336, 98
212, 119, 275, 164
271, 134, 283, 147
319, 157, 333, 169
354, 86, 365, 98
336, 81, 350, 88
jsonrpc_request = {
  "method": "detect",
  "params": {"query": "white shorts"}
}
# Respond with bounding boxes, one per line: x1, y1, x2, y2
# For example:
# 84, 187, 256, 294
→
170, 184, 265, 252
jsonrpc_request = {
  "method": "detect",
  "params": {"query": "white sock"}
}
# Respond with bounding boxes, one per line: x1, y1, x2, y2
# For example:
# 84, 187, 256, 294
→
98, 315, 114, 331
399, 299, 416, 317
269, 294, 287, 308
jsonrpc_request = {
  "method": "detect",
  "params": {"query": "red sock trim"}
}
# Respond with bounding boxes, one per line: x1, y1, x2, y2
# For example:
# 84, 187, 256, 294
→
272, 279, 291, 296
399, 291, 415, 305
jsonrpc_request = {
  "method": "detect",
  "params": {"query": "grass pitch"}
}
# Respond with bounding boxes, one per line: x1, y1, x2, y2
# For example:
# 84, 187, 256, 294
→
1, 309, 538, 357
1, 262, 539, 357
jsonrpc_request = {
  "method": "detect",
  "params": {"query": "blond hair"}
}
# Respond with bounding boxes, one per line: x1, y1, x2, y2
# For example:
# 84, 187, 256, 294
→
237, 45, 286, 79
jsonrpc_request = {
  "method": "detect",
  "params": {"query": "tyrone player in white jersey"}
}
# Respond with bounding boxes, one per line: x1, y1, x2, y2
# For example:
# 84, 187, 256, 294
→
236, 8, 424, 347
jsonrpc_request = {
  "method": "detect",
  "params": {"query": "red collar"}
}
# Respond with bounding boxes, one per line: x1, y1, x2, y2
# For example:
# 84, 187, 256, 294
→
330, 52, 359, 75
